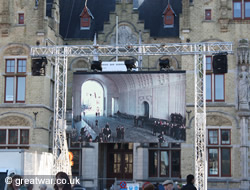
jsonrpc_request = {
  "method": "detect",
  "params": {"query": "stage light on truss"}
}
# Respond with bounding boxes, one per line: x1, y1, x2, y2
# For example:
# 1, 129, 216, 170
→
125, 59, 136, 71
91, 60, 102, 71
159, 58, 170, 71
31, 56, 47, 76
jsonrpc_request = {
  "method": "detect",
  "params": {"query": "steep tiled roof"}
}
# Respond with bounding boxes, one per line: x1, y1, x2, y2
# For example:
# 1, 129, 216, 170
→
59, 0, 116, 40
138, 0, 182, 37
59, 0, 182, 40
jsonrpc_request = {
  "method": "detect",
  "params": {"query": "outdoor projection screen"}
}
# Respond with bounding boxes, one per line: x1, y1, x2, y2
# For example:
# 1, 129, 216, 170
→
72, 71, 186, 143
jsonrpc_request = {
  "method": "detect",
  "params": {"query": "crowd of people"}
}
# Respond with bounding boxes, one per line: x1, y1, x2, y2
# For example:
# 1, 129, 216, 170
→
73, 121, 128, 143
76, 122, 114, 143
73, 111, 186, 143
142, 174, 197, 190
153, 121, 186, 143
116, 126, 125, 140
152, 113, 186, 143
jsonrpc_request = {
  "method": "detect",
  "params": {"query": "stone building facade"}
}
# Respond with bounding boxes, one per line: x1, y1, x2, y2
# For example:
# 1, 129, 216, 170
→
180, 0, 250, 189
0, 0, 250, 190
0, 0, 62, 152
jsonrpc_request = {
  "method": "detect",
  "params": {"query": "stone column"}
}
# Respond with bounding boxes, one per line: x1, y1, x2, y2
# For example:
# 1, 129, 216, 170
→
239, 116, 249, 190
81, 143, 99, 189
133, 143, 148, 180
181, 0, 190, 31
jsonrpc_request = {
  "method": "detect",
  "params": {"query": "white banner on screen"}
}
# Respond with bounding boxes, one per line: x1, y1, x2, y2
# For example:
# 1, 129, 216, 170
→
102, 61, 138, 71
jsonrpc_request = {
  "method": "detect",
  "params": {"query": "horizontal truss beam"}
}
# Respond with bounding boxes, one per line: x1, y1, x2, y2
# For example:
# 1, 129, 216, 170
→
31, 42, 233, 57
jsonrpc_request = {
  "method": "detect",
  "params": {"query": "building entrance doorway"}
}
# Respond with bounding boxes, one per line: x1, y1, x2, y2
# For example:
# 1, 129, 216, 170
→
107, 143, 133, 187
143, 101, 149, 118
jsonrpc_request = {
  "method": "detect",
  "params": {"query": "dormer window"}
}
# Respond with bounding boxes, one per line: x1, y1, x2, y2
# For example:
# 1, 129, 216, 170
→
163, 1, 176, 28
80, 5, 94, 30
81, 15, 90, 28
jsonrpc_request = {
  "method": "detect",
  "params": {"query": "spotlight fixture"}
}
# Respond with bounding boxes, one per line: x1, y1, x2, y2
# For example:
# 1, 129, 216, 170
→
91, 60, 102, 71
159, 58, 170, 71
31, 57, 47, 76
125, 59, 136, 71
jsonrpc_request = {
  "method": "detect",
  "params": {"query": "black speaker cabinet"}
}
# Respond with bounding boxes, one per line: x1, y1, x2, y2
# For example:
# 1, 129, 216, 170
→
91, 61, 102, 71
212, 54, 227, 74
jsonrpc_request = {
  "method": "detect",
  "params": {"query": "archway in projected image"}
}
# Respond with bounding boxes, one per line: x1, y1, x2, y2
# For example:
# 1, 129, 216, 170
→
143, 101, 149, 118
81, 80, 104, 116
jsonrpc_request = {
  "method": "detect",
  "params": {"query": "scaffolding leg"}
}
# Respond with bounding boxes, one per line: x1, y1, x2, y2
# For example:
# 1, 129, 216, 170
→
52, 47, 71, 175
194, 46, 207, 190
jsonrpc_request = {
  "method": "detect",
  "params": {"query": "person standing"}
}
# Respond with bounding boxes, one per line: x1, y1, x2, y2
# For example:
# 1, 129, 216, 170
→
54, 172, 71, 190
162, 180, 174, 190
181, 174, 197, 190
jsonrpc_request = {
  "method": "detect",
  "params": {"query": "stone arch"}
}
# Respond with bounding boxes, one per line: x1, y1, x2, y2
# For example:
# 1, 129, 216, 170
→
188, 111, 239, 129
142, 101, 150, 118
1, 43, 30, 57
200, 38, 224, 43
0, 112, 35, 127
155, 55, 179, 70
81, 79, 107, 116
69, 57, 90, 71
105, 21, 139, 44
138, 96, 152, 117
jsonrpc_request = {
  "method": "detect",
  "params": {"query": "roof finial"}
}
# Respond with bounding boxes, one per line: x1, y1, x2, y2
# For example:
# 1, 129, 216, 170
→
85, 0, 88, 7
168, 0, 170, 5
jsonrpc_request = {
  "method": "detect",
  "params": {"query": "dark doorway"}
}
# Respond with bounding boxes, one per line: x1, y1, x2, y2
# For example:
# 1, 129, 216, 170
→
107, 143, 133, 187
143, 101, 149, 118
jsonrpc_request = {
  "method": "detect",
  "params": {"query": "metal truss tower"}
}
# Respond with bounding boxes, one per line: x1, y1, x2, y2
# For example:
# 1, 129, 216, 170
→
31, 42, 233, 189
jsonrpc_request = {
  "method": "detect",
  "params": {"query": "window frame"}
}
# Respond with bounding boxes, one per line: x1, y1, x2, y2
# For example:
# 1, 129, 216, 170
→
0, 128, 30, 148
5, 76, 15, 103
221, 129, 231, 145
233, 0, 242, 19
208, 148, 219, 177
148, 150, 158, 177
6, 59, 15, 73
206, 56, 225, 103
8, 129, 18, 144
214, 74, 225, 102
16, 76, 26, 103
0, 129, 7, 144
4, 58, 27, 104
171, 150, 181, 178
206, 74, 212, 102
208, 129, 219, 145
81, 17, 90, 28
205, 9, 212, 20
244, 0, 250, 19
17, 59, 27, 73
80, 7, 91, 30
18, 13, 24, 25
160, 150, 170, 177
207, 128, 232, 177
206, 56, 213, 71
164, 10, 175, 28
148, 143, 181, 178
221, 147, 231, 177
20, 129, 29, 145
